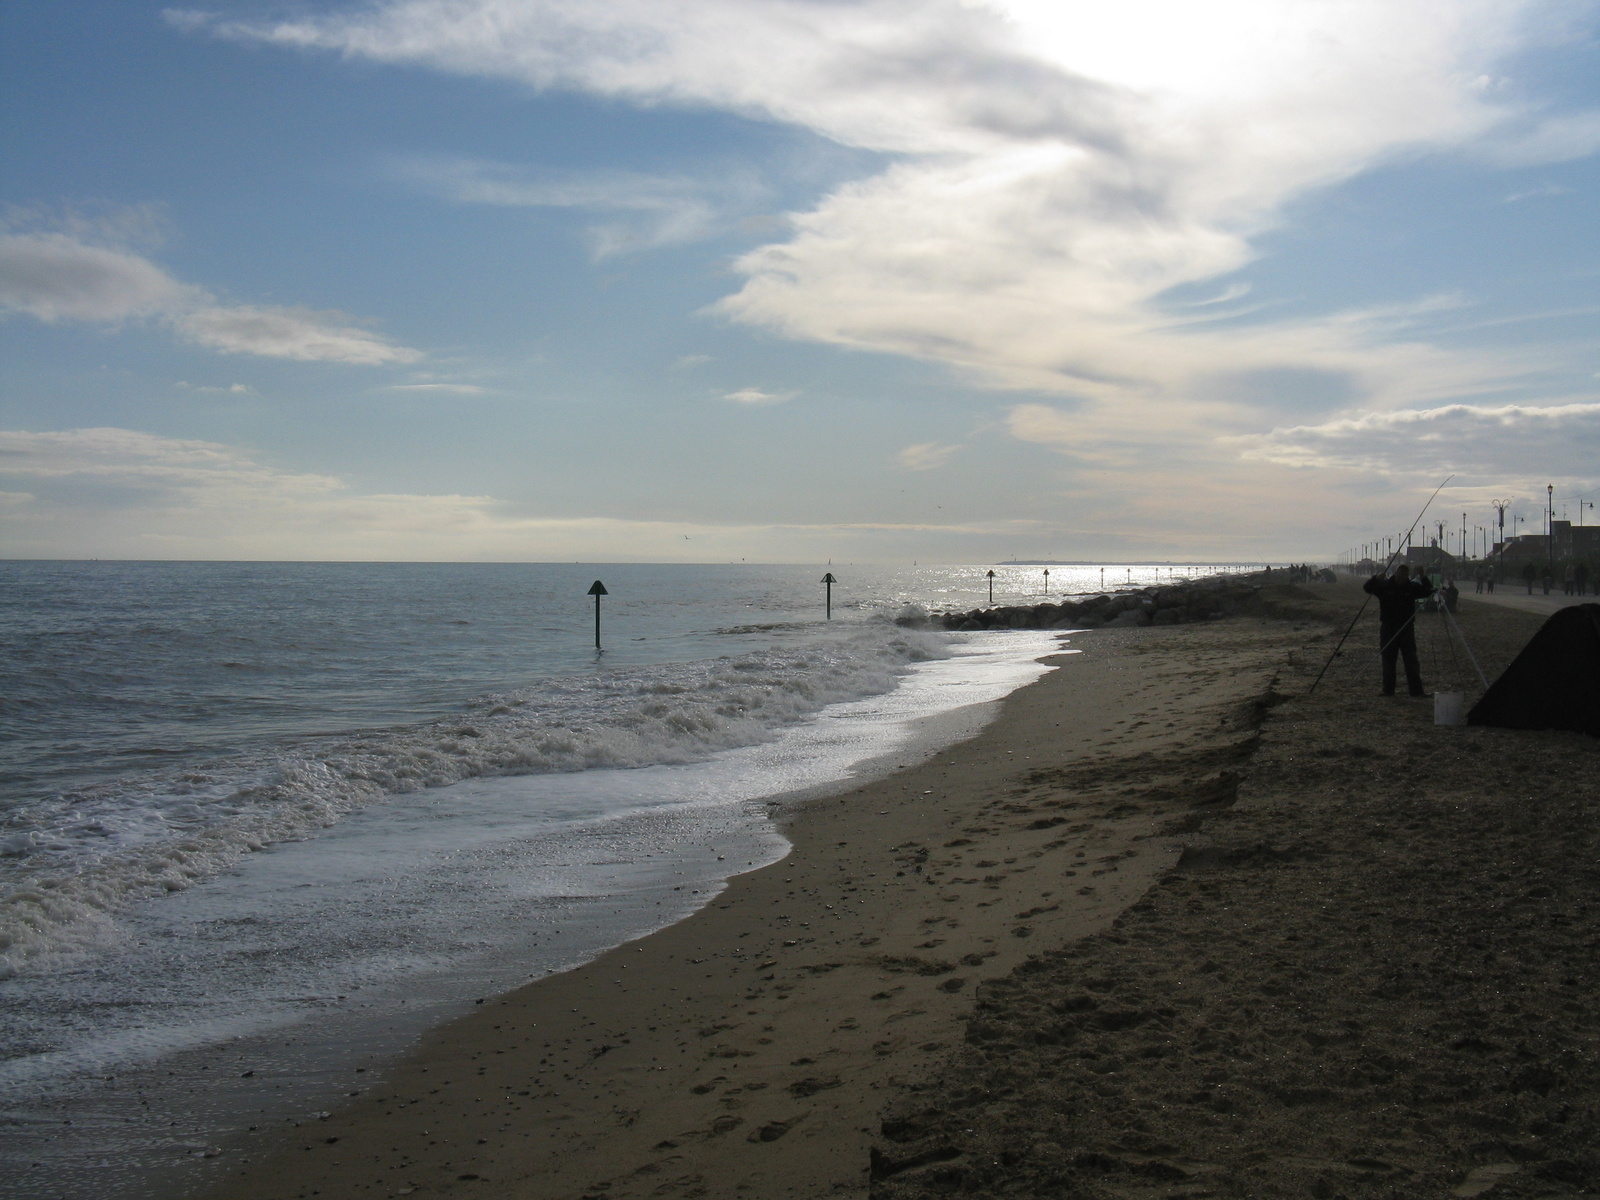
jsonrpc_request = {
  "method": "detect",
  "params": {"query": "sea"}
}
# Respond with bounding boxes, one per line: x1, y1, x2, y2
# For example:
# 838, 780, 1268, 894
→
0, 559, 1239, 1197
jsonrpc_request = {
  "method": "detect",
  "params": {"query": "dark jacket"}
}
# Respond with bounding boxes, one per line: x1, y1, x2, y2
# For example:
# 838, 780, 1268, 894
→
1364, 573, 1434, 629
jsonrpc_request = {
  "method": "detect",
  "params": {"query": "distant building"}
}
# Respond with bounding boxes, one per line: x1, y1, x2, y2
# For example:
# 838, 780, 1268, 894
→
1404, 544, 1457, 574
1495, 534, 1548, 565
1492, 522, 1600, 566
1554, 520, 1600, 561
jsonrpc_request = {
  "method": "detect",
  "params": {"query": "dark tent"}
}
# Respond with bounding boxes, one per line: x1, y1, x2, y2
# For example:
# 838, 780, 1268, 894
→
1467, 603, 1600, 737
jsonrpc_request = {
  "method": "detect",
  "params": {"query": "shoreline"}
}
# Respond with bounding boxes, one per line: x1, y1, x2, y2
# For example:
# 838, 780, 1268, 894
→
1, 631, 1058, 1200
196, 613, 1303, 1199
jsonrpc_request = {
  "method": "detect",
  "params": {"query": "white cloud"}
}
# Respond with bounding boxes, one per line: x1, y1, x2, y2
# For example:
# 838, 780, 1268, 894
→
395, 157, 771, 257
1229, 400, 1600, 476
1006, 404, 1081, 451
1, 425, 331, 478
176, 381, 254, 394
386, 382, 490, 394
172, 0, 1600, 530
172, 0, 1102, 155
157, 0, 1600, 560
996, 397, 1598, 557
723, 387, 797, 405
0, 231, 197, 322
897, 441, 962, 470
176, 305, 420, 365
1500, 182, 1575, 203
0, 224, 419, 365
1187, 284, 1252, 307
0, 427, 1033, 560
175, 1, 1599, 397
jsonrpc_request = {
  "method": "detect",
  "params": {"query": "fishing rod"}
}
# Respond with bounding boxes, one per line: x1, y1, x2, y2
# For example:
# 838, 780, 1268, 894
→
1307, 474, 1453, 695
1438, 600, 1490, 691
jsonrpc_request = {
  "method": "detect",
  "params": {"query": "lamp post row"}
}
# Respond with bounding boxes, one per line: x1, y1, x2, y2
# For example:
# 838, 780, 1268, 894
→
1344, 485, 1592, 576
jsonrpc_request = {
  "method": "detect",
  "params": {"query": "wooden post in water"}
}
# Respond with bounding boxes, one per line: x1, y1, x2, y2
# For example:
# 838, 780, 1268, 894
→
986, 569, 995, 604
588, 580, 608, 649
821, 572, 836, 619
1043, 567, 1049, 595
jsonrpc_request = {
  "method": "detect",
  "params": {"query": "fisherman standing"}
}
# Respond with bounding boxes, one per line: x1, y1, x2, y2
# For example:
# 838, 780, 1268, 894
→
1363, 565, 1435, 697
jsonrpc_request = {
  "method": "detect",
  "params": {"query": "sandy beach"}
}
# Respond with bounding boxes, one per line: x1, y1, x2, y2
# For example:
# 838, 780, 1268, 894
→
194, 582, 1599, 1200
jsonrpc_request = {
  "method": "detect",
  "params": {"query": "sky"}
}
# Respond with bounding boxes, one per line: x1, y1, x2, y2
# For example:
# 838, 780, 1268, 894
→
3, 0, 1599, 563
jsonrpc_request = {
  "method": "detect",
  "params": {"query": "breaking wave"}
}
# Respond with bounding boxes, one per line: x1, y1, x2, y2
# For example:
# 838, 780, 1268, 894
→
0, 621, 950, 977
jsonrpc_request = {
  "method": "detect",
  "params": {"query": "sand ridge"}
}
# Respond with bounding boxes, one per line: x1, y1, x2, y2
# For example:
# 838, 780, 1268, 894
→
201, 619, 1301, 1199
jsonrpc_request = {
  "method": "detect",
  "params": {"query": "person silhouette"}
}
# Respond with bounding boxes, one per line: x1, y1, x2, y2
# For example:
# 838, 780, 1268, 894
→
1364, 565, 1434, 697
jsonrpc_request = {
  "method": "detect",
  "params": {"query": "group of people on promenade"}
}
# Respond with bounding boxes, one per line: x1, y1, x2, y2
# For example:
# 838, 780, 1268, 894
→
1472, 561, 1594, 596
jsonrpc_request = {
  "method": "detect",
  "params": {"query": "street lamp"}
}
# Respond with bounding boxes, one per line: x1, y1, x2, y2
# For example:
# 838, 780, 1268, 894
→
1548, 483, 1555, 576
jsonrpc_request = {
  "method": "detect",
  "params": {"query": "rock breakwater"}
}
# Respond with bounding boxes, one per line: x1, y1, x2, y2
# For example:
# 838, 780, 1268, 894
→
914, 576, 1264, 632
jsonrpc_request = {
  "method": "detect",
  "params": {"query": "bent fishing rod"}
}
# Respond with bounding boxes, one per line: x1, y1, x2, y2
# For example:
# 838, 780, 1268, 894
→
1307, 474, 1453, 696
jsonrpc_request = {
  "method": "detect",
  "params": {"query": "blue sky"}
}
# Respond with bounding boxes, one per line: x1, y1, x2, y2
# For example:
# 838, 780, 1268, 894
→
3, 0, 1598, 561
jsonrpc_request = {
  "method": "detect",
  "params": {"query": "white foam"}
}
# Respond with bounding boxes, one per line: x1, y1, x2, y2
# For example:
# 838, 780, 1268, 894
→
0, 622, 952, 976
0, 631, 1058, 1078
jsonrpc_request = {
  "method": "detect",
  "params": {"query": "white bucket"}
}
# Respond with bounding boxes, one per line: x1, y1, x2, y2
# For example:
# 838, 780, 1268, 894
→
1434, 692, 1466, 726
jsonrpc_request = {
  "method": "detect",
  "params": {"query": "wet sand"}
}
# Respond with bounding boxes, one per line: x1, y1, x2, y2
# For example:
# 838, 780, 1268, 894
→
198, 584, 1599, 1200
